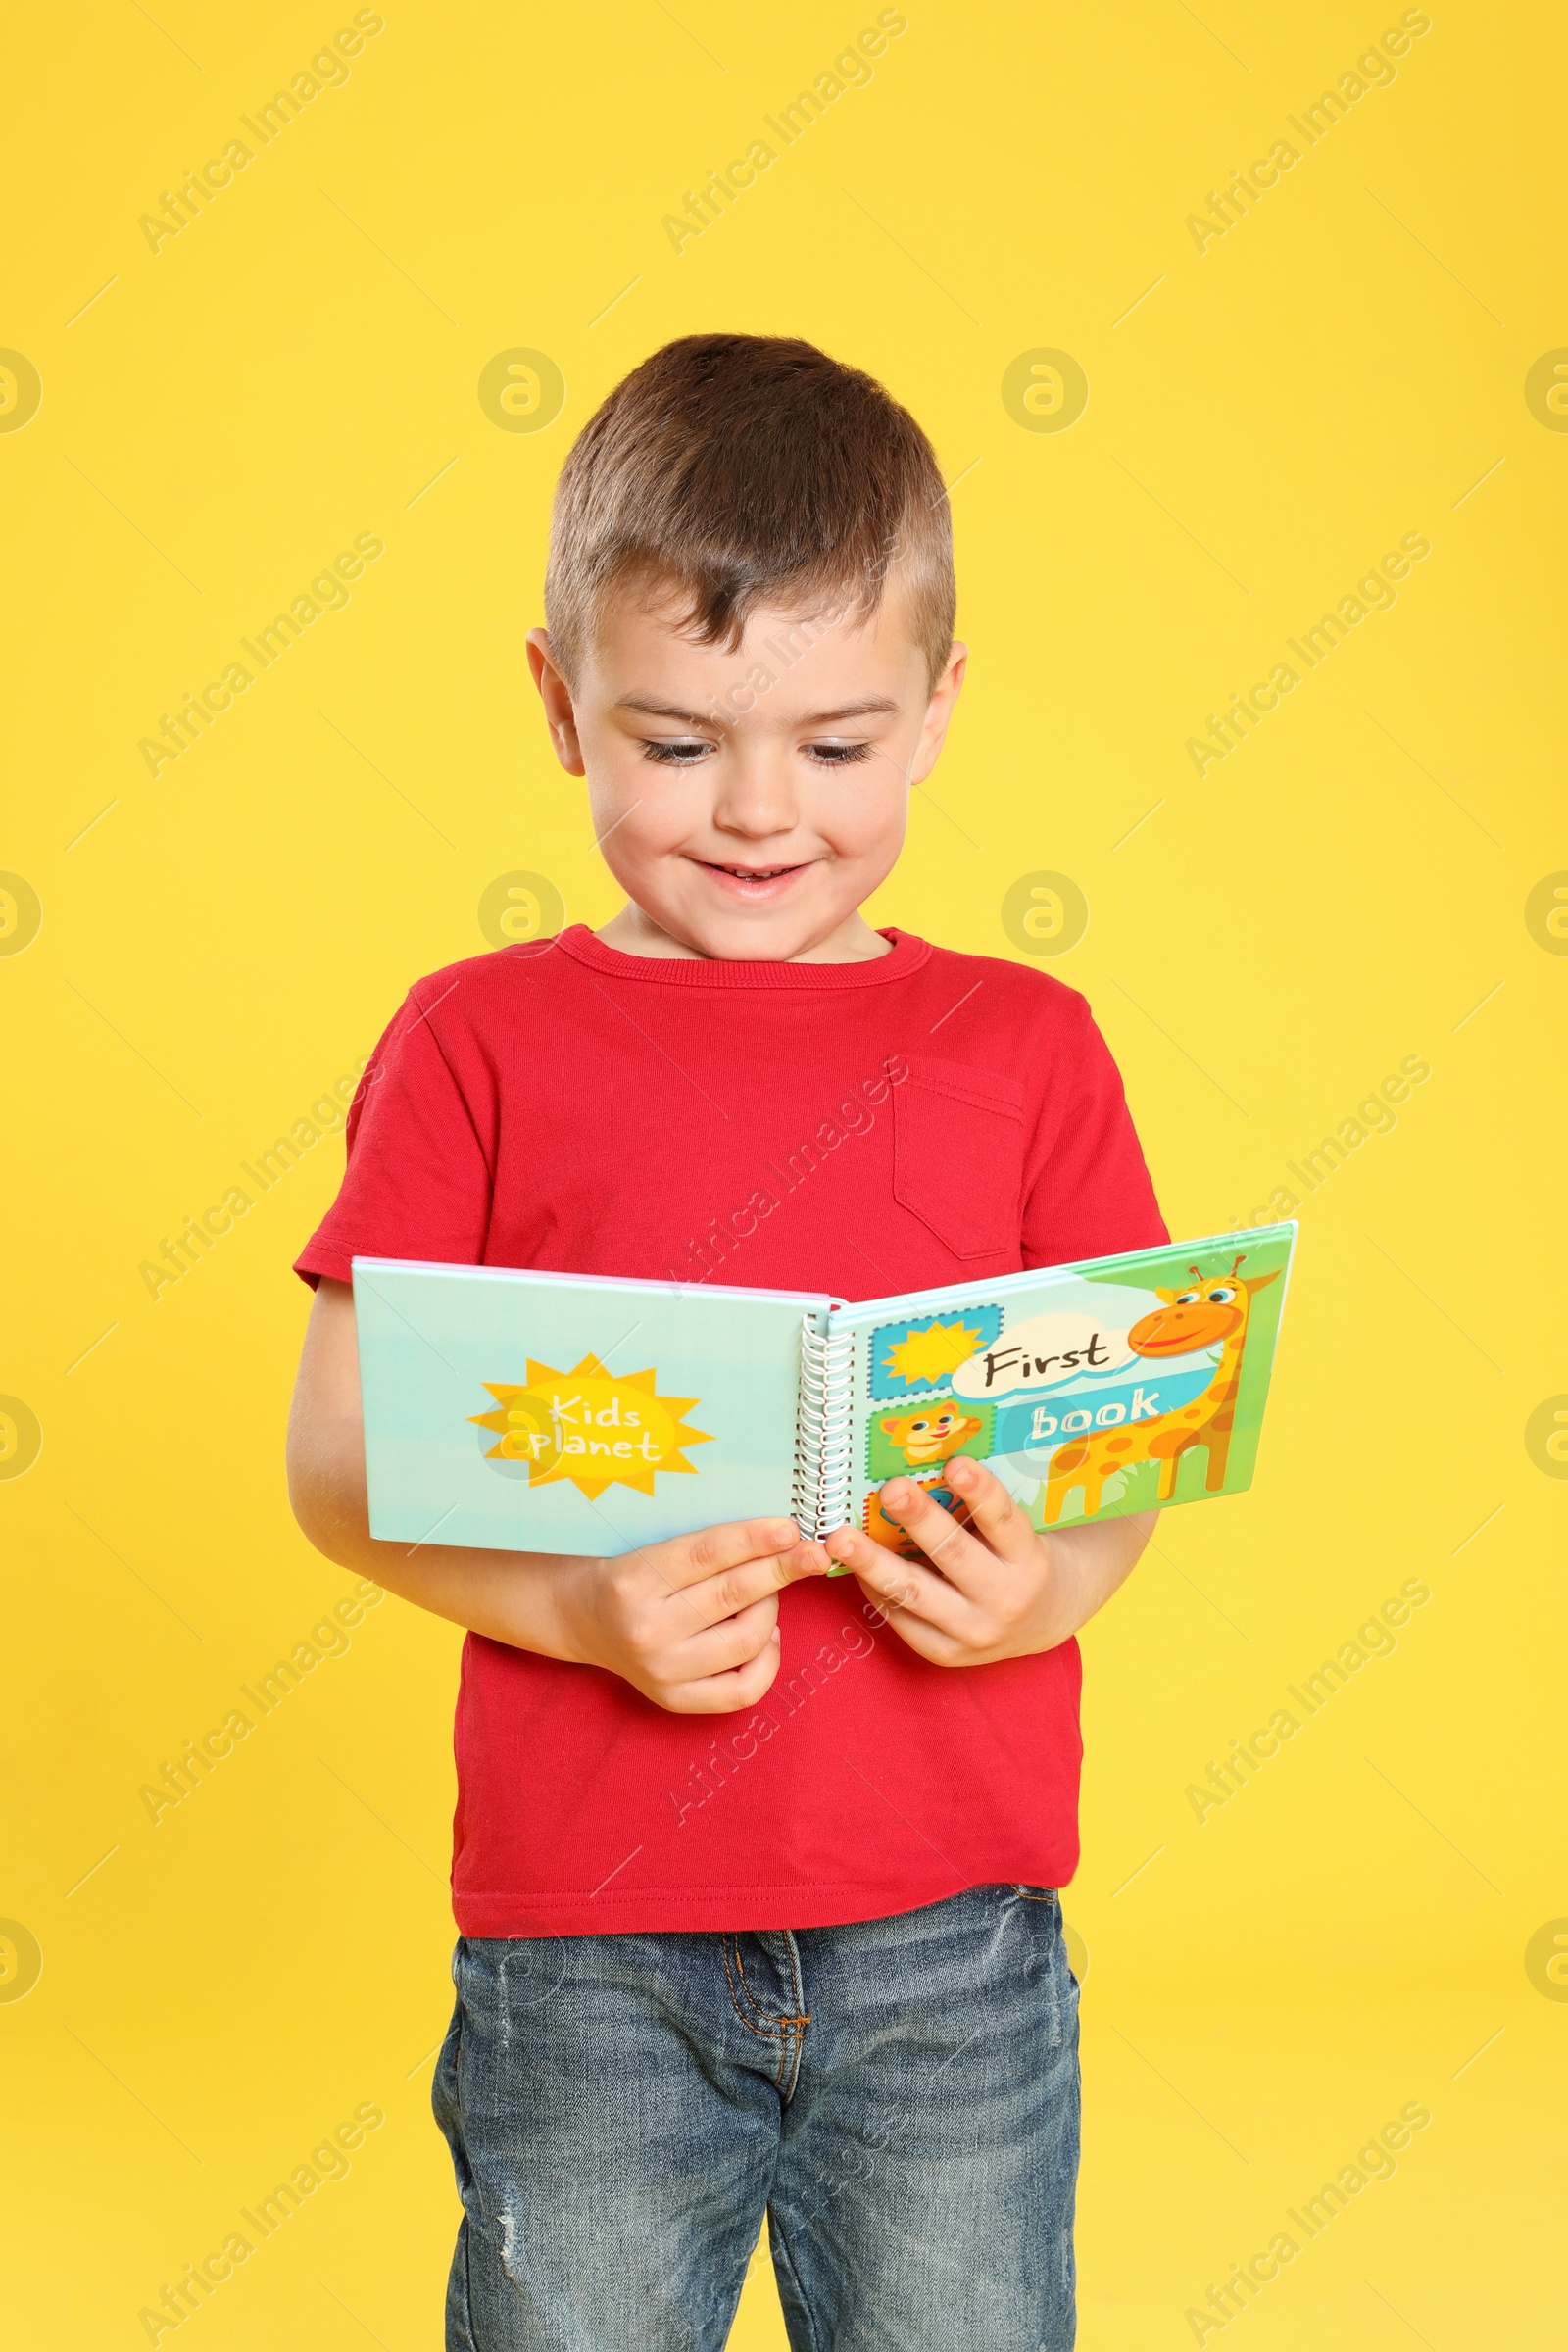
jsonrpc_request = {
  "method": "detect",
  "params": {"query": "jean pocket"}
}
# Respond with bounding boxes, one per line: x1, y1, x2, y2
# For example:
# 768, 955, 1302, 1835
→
892, 1055, 1027, 1258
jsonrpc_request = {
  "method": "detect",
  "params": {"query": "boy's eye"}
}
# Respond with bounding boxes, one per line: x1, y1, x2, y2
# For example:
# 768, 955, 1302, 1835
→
805, 740, 873, 765
642, 738, 714, 765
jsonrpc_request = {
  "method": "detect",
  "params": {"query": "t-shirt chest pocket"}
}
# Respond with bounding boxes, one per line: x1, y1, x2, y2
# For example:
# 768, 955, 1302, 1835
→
892, 1054, 1028, 1259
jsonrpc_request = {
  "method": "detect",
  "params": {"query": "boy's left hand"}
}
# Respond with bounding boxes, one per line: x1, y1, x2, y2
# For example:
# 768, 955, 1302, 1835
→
823, 1454, 1156, 1666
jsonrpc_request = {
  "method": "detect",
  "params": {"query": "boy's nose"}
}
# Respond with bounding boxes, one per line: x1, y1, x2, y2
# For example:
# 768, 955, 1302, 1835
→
709, 748, 803, 837
711, 797, 800, 842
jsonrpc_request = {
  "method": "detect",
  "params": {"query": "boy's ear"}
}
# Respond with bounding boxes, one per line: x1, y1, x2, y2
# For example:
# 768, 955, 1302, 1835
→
526, 629, 586, 776
907, 639, 967, 788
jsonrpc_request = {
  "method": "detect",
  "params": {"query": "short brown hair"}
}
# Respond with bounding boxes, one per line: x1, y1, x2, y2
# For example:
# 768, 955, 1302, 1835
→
544, 333, 956, 688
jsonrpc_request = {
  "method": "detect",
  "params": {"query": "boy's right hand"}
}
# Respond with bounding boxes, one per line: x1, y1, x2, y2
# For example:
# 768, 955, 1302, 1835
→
288, 1284, 827, 1711
556, 1518, 830, 1714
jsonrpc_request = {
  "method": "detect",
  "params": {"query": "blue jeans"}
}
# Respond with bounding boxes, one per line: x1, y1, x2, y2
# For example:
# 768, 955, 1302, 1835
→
432, 1884, 1080, 2350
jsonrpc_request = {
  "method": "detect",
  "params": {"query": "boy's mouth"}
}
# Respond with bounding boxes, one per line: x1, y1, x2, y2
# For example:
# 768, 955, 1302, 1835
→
691, 857, 812, 900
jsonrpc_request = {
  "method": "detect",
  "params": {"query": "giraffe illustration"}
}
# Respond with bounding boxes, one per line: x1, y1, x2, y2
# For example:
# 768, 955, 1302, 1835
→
1042, 1257, 1281, 1524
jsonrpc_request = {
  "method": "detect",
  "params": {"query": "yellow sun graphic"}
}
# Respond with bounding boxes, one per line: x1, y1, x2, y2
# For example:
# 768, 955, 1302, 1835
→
469, 1354, 711, 1500
880, 1318, 984, 1386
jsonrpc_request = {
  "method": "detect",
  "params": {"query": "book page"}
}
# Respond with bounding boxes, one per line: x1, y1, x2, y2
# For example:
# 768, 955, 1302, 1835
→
833, 1225, 1296, 1556
354, 1259, 829, 1556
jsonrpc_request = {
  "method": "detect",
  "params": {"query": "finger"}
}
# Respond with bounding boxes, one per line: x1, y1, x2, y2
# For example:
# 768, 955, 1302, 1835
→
939, 1455, 1040, 1563
659, 1517, 806, 1593
849, 1575, 966, 1667
873, 1479, 997, 1597
675, 1538, 831, 1633
822, 1521, 977, 1641
658, 1627, 785, 1714
663, 1594, 781, 1680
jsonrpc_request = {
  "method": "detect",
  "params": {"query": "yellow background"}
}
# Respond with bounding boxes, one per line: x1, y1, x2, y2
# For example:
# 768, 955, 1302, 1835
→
3, 1, 1564, 2343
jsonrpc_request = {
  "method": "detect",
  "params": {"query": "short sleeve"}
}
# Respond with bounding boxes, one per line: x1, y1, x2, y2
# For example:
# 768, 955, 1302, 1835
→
293, 983, 494, 1286
1020, 993, 1168, 1268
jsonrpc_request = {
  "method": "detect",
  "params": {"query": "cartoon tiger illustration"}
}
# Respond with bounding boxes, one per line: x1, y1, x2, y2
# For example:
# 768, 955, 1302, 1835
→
876, 1405, 984, 1468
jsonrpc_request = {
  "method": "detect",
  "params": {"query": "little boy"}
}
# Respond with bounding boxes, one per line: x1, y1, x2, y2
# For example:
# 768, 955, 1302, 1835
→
287, 332, 1166, 2352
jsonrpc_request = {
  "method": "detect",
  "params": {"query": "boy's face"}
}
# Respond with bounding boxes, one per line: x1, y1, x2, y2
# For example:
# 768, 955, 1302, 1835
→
527, 584, 965, 962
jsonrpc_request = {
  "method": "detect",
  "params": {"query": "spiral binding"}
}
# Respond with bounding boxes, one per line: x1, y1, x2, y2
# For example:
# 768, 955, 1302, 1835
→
792, 1311, 857, 1537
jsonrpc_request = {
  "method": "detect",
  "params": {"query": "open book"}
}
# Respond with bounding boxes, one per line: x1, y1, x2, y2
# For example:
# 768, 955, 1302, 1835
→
353, 1222, 1296, 1564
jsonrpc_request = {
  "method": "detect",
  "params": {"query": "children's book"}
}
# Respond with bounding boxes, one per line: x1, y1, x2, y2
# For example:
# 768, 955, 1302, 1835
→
353, 1223, 1297, 1565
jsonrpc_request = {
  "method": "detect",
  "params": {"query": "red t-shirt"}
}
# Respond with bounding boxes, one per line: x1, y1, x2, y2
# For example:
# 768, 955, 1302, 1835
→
296, 925, 1166, 1935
